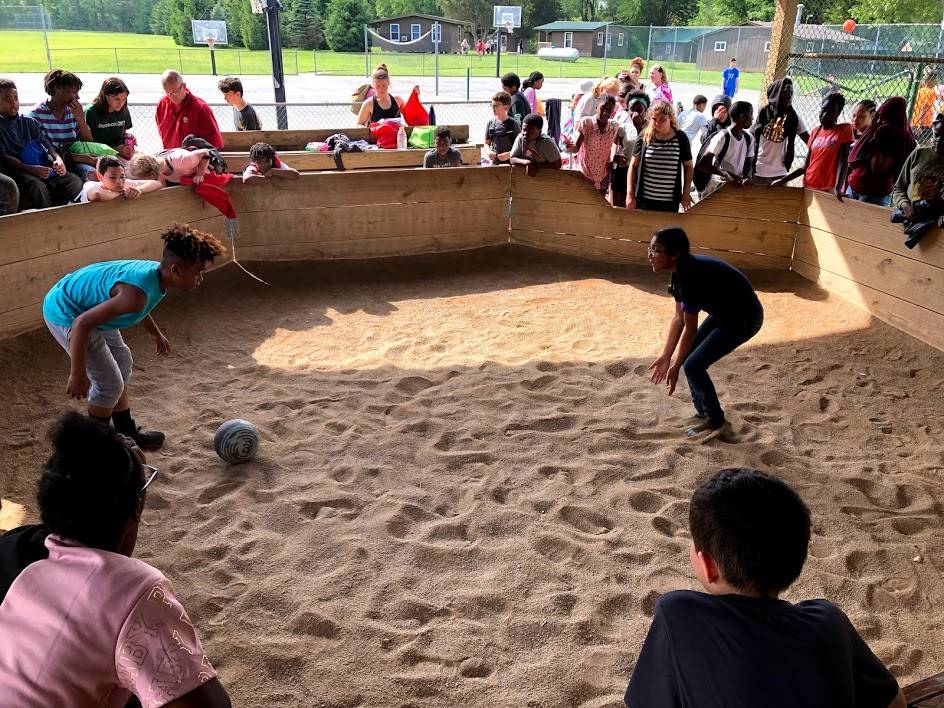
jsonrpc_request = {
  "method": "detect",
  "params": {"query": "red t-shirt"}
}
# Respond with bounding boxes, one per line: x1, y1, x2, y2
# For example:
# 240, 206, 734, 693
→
155, 92, 223, 150
803, 123, 854, 192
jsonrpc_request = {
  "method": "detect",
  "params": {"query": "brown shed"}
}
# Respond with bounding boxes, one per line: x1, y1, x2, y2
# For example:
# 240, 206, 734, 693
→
368, 14, 473, 54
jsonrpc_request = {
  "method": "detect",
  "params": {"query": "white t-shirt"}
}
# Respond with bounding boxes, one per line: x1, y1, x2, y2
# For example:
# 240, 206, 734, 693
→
75, 179, 151, 203
678, 109, 708, 143
755, 114, 809, 178
706, 128, 753, 177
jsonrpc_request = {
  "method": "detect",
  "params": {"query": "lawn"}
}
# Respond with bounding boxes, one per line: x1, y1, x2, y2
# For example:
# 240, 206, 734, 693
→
0, 29, 764, 90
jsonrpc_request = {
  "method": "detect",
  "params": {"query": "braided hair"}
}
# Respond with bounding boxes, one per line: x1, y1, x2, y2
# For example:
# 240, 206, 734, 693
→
38, 413, 142, 549
43, 69, 82, 96
161, 223, 227, 265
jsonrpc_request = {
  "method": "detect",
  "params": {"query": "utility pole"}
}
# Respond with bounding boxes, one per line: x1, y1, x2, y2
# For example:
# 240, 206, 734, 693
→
262, 0, 288, 129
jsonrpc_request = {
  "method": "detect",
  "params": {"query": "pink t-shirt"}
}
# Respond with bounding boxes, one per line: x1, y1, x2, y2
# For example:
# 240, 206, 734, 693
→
0, 535, 216, 707
576, 115, 620, 189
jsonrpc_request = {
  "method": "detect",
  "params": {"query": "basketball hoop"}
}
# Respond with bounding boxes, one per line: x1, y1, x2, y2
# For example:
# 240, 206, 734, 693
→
207, 36, 216, 49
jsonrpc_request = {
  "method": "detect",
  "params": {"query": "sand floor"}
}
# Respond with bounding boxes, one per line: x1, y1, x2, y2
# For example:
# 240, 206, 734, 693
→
1, 246, 943, 707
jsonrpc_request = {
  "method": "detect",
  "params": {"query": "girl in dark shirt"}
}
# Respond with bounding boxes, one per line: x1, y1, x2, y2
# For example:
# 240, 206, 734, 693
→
647, 227, 763, 436
356, 63, 408, 126
85, 77, 133, 158
846, 97, 916, 206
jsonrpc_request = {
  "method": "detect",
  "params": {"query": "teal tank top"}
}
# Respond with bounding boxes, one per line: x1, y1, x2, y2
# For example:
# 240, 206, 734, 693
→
43, 260, 166, 330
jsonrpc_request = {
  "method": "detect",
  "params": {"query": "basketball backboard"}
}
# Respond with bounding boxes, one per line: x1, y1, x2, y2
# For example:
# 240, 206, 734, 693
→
492, 5, 521, 28
192, 19, 228, 45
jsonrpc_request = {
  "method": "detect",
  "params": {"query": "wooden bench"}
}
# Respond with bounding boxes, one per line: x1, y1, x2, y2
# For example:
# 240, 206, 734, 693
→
906, 672, 944, 707
221, 125, 470, 152
222, 143, 481, 173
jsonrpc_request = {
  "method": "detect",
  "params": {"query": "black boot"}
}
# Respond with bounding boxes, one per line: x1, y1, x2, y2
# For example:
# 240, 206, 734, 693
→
686, 418, 725, 438
112, 409, 165, 451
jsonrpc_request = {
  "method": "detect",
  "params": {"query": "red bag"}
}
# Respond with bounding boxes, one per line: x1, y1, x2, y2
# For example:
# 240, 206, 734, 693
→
369, 119, 400, 149
401, 87, 429, 126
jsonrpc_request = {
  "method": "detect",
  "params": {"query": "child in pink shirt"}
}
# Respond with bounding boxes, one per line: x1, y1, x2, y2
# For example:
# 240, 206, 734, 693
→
564, 94, 621, 194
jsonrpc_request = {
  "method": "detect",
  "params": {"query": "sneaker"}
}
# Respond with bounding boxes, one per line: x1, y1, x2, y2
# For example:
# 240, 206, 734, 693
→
686, 418, 725, 438
129, 426, 165, 451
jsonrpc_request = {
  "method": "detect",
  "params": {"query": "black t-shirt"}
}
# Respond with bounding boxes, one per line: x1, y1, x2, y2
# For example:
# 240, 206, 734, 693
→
670, 254, 763, 323
509, 92, 531, 124
233, 104, 261, 131
626, 590, 900, 708
485, 117, 520, 163
84, 104, 133, 148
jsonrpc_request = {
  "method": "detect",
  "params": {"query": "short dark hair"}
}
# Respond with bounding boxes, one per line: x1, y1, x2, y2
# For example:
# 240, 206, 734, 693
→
492, 90, 512, 106
38, 412, 143, 549
693, 94, 707, 105
501, 72, 521, 91
853, 98, 876, 115
217, 75, 244, 96
730, 57, 737, 62
96, 155, 123, 173
161, 223, 226, 265
625, 90, 651, 108
653, 226, 690, 258
822, 92, 846, 112
435, 125, 452, 141
0, 78, 15, 92
730, 100, 753, 121
522, 112, 543, 131
43, 69, 82, 96
689, 469, 811, 595
249, 141, 277, 162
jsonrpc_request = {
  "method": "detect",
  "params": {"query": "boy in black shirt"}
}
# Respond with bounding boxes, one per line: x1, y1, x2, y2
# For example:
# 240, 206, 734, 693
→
485, 91, 520, 165
501, 72, 531, 125
218, 76, 260, 131
626, 468, 905, 708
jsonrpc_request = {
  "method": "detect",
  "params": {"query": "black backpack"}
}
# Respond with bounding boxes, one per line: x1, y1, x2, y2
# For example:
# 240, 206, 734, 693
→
692, 129, 751, 192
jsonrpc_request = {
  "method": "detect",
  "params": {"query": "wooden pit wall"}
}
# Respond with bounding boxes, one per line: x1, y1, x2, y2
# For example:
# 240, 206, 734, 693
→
0, 167, 510, 341
791, 191, 944, 353
509, 169, 804, 270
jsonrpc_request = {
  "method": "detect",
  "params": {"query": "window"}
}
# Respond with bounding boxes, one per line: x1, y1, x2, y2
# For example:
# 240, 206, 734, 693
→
764, 40, 771, 52
597, 31, 604, 46
714, 40, 727, 52
618, 32, 624, 46
432, 24, 441, 43
411, 23, 421, 40
564, 31, 573, 48
806, 41, 814, 51
389, 23, 399, 40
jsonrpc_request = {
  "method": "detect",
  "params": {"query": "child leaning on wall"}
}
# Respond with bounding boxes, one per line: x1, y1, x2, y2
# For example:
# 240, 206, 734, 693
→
625, 468, 906, 708
242, 142, 300, 184
73, 155, 162, 204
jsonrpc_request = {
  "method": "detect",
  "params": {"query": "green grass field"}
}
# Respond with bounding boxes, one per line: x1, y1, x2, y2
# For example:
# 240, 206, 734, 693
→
0, 29, 764, 90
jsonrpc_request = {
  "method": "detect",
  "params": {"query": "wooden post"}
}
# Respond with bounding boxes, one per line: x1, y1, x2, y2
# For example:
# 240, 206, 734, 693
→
762, 0, 799, 101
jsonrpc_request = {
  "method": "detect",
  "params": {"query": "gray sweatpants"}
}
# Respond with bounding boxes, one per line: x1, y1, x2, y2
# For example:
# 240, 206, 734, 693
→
45, 319, 133, 409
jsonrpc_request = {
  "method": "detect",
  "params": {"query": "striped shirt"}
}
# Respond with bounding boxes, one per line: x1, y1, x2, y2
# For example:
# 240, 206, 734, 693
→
29, 101, 78, 151
640, 135, 682, 202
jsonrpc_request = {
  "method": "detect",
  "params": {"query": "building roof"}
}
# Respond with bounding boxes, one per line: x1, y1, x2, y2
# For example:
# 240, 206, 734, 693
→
534, 21, 610, 32
697, 21, 866, 44
370, 14, 470, 26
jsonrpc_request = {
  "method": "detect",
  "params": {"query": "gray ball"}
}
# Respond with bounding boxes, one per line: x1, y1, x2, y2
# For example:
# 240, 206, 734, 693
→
214, 419, 259, 464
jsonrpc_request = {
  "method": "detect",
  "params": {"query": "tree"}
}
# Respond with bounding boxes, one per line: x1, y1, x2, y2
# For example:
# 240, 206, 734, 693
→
375, 0, 442, 15
324, 0, 371, 51
286, 0, 323, 48
519, 0, 560, 40
437, 0, 491, 33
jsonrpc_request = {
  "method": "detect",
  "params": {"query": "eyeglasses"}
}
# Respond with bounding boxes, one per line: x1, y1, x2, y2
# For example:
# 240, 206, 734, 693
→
648, 246, 666, 255
141, 465, 159, 494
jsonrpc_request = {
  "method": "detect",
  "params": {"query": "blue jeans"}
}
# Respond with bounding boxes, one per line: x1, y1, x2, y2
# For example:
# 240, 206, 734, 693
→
683, 311, 763, 423
845, 186, 891, 206
67, 158, 96, 182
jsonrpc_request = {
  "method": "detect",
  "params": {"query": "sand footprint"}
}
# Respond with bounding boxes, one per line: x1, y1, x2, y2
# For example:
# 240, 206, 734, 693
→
559, 505, 616, 535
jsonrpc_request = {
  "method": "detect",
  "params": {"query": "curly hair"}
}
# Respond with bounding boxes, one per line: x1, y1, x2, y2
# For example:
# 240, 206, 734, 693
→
161, 223, 226, 265
38, 412, 143, 550
629, 57, 645, 71
43, 68, 82, 96
129, 154, 160, 180
217, 75, 244, 95
249, 142, 277, 163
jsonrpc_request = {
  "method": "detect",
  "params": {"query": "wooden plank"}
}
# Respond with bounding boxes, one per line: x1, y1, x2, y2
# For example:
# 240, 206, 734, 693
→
223, 144, 480, 173
794, 226, 944, 316
0, 186, 216, 267
221, 125, 470, 151
0, 216, 226, 318
689, 184, 805, 224
510, 229, 791, 270
229, 166, 510, 213
514, 198, 797, 258
231, 199, 509, 249
905, 672, 944, 705
0, 302, 45, 341
511, 168, 610, 206
802, 190, 944, 265
791, 258, 944, 352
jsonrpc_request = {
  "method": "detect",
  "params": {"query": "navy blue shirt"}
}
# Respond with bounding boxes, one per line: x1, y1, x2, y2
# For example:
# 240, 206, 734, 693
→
626, 590, 899, 708
0, 113, 50, 158
670, 254, 763, 323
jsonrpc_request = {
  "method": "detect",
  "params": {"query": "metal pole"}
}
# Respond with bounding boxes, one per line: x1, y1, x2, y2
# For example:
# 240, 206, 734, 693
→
210, 45, 217, 75
264, 0, 288, 129
646, 25, 652, 62
698, 32, 705, 82
735, 26, 741, 63
434, 22, 439, 96
603, 22, 610, 75
41, 9, 52, 71
496, 26, 502, 78
237, 50, 242, 74
364, 24, 369, 77
178, 48, 183, 72
869, 25, 880, 77
672, 27, 678, 73
466, 66, 470, 100
313, 48, 317, 74
114, 47, 120, 73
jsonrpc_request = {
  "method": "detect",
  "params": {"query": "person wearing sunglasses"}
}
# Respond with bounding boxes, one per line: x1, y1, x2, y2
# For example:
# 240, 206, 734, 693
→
0, 412, 231, 708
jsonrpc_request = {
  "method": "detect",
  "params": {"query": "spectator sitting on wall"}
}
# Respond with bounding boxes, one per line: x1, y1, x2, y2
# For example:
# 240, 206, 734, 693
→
242, 142, 300, 183
155, 70, 223, 150
356, 64, 410, 127
510, 113, 562, 177
85, 77, 134, 159
72, 155, 162, 203
0, 78, 82, 209
29, 69, 97, 182
218, 76, 260, 132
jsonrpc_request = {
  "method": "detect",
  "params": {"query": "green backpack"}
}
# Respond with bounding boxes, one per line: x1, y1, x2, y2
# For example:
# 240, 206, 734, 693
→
408, 126, 437, 149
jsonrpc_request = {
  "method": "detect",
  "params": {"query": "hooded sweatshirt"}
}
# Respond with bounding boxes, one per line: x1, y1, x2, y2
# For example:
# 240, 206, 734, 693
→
752, 79, 808, 179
